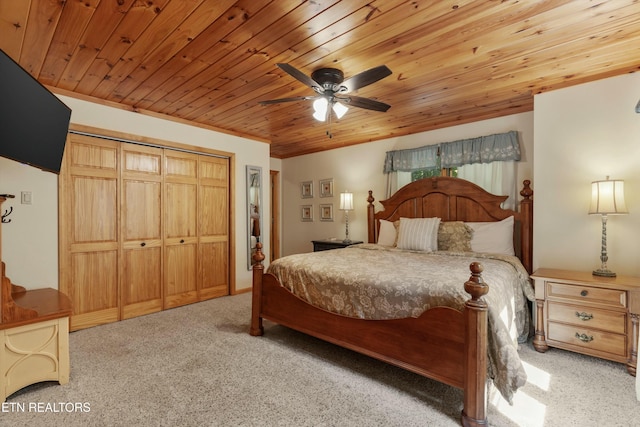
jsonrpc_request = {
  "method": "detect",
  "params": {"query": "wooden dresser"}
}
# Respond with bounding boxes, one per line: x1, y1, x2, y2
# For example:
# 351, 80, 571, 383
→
531, 268, 639, 375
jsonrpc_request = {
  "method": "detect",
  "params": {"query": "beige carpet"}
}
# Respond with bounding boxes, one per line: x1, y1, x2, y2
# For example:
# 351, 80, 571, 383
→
3, 293, 638, 426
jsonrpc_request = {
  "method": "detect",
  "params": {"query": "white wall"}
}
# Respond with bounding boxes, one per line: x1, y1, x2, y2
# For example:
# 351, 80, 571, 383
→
534, 73, 640, 276
280, 112, 534, 255
0, 159, 59, 288
0, 95, 270, 291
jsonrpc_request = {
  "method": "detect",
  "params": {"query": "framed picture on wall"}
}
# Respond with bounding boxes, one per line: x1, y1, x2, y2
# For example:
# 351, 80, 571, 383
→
301, 181, 313, 198
301, 205, 313, 222
319, 178, 333, 198
319, 203, 333, 221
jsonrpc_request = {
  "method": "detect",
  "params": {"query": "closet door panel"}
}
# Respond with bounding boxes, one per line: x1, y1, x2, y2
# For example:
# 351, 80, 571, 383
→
164, 243, 198, 308
199, 157, 229, 299
164, 152, 198, 307
200, 241, 228, 299
123, 180, 162, 240
165, 183, 197, 238
72, 177, 118, 243
60, 135, 121, 331
69, 250, 118, 330
122, 246, 162, 319
121, 145, 163, 318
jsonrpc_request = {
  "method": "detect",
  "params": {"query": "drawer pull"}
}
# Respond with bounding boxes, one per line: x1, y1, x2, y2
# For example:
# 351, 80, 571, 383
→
575, 311, 593, 321
580, 290, 588, 297
575, 332, 594, 343
140, 242, 146, 247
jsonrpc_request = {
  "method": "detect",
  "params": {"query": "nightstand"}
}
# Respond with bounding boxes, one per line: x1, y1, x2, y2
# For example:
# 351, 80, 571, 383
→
531, 268, 640, 375
312, 239, 363, 252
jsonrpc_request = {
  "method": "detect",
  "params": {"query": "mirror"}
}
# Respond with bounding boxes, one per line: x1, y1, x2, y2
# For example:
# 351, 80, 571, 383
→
247, 165, 262, 269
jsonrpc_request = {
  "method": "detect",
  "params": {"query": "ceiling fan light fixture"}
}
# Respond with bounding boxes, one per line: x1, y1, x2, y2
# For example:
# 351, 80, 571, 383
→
332, 101, 348, 119
313, 98, 328, 121
263, 63, 391, 128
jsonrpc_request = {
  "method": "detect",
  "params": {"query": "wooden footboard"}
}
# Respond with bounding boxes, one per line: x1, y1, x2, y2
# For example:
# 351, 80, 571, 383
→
250, 243, 489, 427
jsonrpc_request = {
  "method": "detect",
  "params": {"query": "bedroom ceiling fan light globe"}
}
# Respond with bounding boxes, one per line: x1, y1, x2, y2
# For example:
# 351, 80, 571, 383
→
313, 98, 328, 121
332, 101, 348, 119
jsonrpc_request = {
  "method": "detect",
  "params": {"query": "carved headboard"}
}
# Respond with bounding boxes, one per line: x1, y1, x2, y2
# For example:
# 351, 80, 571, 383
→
366, 177, 533, 273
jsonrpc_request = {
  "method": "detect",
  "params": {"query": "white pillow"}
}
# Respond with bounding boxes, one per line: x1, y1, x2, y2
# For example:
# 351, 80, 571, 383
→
466, 216, 515, 256
377, 219, 397, 246
396, 217, 441, 252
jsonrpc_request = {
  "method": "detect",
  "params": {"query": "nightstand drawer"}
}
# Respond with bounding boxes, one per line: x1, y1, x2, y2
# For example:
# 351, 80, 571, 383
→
547, 282, 626, 308
548, 322, 626, 357
547, 302, 626, 334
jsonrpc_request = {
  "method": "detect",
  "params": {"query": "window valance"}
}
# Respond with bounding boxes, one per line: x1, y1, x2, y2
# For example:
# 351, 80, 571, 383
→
383, 144, 439, 173
383, 130, 520, 173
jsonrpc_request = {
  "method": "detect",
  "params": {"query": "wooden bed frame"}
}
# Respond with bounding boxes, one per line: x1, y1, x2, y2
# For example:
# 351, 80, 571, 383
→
250, 177, 533, 427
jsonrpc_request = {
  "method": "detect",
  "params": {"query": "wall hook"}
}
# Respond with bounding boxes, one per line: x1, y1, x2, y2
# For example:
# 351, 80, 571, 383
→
1, 194, 15, 223
1, 206, 13, 223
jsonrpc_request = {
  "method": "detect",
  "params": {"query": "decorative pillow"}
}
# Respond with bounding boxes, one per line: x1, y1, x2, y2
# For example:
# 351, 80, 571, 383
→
466, 216, 515, 256
438, 221, 473, 252
396, 217, 441, 252
377, 219, 397, 246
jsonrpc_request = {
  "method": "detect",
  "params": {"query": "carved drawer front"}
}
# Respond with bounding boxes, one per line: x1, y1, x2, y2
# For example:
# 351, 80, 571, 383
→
547, 302, 626, 334
547, 322, 626, 357
547, 282, 626, 309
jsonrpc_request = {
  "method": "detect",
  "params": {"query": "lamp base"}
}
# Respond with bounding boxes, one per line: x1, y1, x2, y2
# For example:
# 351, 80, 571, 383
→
593, 268, 616, 277
342, 239, 352, 244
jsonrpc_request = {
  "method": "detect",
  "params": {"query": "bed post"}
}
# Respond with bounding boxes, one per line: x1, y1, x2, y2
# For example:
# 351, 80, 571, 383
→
461, 262, 489, 427
519, 180, 534, 274
367, 190, 376, 243
250, 242, 265, 336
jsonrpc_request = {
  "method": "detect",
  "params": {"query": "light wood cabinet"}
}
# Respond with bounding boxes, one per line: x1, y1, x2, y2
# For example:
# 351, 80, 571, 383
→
59, 131, 230, 330
531, 268, 640, 375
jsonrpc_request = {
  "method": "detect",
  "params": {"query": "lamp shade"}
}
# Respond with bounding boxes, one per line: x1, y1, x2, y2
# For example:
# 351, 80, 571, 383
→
589, 177, 628, 215
332, 101, 348, 119
312, 98, 328, 121
339, 191, 354, 211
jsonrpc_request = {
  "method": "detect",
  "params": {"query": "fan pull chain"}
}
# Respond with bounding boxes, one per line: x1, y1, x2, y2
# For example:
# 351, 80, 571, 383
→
326, 104, 333, 138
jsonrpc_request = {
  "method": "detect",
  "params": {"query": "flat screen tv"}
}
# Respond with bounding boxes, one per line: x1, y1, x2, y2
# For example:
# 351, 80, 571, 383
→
0, 49, 71, 174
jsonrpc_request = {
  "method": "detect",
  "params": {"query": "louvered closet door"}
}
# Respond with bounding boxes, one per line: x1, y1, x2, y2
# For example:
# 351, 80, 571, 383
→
121, 145, 163, 319
199, 156, 230, 300
59, 135, 120, 331
164, 151, 199, 309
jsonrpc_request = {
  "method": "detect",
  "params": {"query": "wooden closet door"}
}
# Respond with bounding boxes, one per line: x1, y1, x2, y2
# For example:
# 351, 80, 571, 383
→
199, 156, 229, 300
59, 134, 120, 331
121, 144, 163, 319
164, 151, 198, 308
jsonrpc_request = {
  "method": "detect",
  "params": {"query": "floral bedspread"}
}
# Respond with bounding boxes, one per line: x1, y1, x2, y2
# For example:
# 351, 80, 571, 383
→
267, 243, 535, 403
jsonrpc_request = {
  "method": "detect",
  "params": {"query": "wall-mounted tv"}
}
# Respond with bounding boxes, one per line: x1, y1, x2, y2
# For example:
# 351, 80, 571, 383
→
0, 49, 71, 174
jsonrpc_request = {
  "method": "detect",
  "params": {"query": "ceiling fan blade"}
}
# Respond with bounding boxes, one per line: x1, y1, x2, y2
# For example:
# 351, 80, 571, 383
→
276, 63, 322, 92
259, 96, 317, 105
341, 95, 391, 112
340, 65, 392, 93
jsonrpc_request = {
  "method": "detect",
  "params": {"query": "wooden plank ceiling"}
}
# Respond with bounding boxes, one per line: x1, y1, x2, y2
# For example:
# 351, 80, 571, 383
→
1, 0, 639, 158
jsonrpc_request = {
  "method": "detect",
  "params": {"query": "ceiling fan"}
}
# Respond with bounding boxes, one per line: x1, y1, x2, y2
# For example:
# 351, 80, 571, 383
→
260, 63, 392, 134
